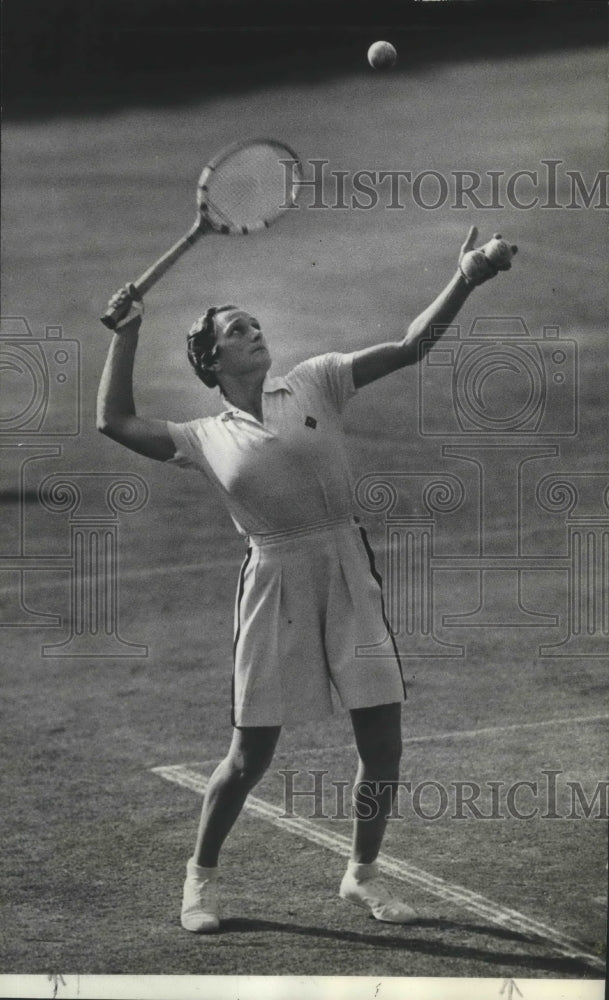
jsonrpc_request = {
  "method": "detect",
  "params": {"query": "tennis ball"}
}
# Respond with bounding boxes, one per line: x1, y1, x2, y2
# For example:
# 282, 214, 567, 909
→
482, 234, 518, 269
460, 235, 518, 285
367, 41, 397, 70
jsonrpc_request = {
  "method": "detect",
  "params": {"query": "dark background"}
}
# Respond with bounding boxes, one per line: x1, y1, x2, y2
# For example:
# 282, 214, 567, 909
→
3, 0, 606, 119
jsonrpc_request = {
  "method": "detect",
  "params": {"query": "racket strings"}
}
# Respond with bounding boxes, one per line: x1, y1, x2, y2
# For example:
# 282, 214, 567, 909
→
202, 143, 299, 231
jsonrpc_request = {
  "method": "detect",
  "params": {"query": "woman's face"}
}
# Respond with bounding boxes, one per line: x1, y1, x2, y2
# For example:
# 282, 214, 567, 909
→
213, 309, 271, 378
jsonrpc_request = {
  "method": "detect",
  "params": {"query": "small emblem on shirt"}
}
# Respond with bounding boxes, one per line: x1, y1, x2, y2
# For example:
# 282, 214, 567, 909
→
305, 416, 317, 429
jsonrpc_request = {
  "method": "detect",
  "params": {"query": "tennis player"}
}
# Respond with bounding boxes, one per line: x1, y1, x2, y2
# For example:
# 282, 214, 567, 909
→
97, 226, 514, 932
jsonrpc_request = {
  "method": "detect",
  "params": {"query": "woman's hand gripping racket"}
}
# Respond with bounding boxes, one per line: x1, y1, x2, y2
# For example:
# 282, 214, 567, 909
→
101, 138, 303, 330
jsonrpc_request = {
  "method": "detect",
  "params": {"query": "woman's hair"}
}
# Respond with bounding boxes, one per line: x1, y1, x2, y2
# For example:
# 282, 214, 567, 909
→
186, 305, 237, 388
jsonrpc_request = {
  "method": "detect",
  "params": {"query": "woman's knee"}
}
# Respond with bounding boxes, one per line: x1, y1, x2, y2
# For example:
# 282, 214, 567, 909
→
351, 703, 403, 768
226, 726, 280, 785
358, 732, 402, 769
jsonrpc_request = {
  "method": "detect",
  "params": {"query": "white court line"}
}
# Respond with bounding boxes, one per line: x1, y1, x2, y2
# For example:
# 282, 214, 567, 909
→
152, 763, 605, 972
189, 713, 609, 768
300, 712, 609, 756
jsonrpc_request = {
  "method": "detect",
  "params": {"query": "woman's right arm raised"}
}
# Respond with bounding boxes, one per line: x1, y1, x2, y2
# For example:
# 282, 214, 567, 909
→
96, 288, 176, 462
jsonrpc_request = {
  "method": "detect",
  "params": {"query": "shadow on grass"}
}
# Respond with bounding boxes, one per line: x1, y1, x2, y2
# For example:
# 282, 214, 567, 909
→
217, 915, 603, 977
4, 2, 604, 123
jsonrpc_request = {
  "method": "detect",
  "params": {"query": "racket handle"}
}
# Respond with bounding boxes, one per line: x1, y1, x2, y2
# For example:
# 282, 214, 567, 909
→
100, 283, 142, 330
100, 219, 209, 330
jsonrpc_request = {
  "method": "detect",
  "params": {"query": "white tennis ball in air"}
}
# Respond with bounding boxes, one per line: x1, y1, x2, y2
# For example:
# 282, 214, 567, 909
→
367, 41, 397, 70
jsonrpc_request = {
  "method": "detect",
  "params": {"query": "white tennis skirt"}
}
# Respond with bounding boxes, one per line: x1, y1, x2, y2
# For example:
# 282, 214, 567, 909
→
231, 516, 406, 726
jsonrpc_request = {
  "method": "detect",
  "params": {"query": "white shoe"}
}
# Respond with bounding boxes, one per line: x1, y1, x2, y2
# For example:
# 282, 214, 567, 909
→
181, 859, 220, 933
340, 862, 417, 924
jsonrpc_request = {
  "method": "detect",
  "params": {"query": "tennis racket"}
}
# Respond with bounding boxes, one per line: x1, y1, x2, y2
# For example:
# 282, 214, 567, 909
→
101, 137, 303, 329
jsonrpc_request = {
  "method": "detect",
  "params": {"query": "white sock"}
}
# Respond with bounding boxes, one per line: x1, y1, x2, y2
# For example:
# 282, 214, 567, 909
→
186, 858, 218, 879
347, 860, 378, 882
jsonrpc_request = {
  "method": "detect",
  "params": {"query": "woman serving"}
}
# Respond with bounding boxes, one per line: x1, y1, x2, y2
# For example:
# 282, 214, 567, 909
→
97, 225, 515, 933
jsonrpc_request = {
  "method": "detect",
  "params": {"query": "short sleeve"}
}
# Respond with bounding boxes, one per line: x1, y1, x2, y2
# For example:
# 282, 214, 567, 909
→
165, 419, 207, 469
289, 352, 357, 414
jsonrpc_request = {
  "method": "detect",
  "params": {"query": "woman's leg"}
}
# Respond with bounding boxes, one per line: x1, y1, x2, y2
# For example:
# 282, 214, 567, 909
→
339, 702, 416, 922
193, 724, 281, 867
349, 701, 402, 863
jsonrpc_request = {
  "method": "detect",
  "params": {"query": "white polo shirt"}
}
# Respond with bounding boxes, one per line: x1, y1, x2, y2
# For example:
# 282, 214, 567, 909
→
166, 352, 358, 537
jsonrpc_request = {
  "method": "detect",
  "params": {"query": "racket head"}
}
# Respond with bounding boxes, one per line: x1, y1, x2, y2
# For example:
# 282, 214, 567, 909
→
196, 138, 303, 235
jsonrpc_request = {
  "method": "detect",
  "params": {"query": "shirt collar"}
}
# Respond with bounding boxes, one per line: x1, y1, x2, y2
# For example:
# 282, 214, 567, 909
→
220, 372, 291, 418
